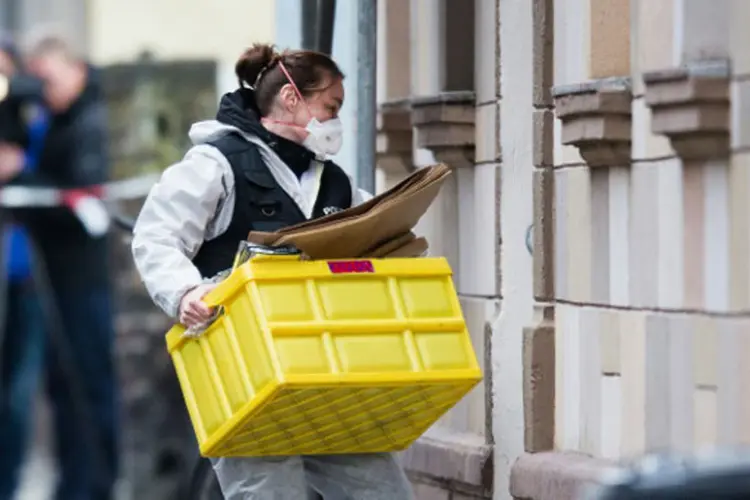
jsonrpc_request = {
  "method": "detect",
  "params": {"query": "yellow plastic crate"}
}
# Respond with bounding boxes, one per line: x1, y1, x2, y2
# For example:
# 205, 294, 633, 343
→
166, 255, 482, 457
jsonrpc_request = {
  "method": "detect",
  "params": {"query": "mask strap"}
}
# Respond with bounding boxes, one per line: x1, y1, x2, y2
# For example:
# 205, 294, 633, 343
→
260, 117, 299, 129
278, 61, 313, 118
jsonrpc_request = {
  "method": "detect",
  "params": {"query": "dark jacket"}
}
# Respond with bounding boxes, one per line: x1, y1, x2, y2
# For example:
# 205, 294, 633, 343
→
12, 66, 111, 289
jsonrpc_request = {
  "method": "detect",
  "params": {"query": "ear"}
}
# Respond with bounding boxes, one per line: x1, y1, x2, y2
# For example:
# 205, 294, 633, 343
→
279, 83, 299, 110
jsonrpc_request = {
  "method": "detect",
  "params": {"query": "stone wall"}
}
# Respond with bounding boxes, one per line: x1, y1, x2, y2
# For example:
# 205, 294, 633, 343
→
113, 232, 195, 500
103, 58, 217, 500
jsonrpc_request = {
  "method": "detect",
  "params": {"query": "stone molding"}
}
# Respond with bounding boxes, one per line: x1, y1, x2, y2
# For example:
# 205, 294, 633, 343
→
377, 98, 414, 175
532, 170, 554, 300
552, 77, 632, 168
522, 305, 555, 453
401, 428, 492, 497
510, 452, 615, 500
410, 91, 476, 167
643, 59, 730, 161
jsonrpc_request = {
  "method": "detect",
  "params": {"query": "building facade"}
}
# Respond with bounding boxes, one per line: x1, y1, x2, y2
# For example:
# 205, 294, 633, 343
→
6, 0, 747, 498
0, 0, 275, 93
375, 0, 750, 499
87, 0, 275, 95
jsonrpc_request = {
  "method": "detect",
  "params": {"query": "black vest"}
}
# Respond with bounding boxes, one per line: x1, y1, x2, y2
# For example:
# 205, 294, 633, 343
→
192, 133, 353, 278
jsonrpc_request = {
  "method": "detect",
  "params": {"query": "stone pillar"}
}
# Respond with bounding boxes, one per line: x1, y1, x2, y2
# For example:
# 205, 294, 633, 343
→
494, 0, 536, 497
551, 0, 631, 304
549, 0, 632, 462
408, 0, 475, 287
402, 1, 495, 500
523, 0, 556, 461
632, 0, 750, 461
641, 0, 732, 455
375, 0, 412, 193
512, 0, 632, 498
729, 0, 750, 321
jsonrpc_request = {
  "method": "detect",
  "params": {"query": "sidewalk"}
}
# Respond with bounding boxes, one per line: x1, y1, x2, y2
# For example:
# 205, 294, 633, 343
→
13, 391, 135, 500
14, 392, 55, 500
16, 453, 55, 500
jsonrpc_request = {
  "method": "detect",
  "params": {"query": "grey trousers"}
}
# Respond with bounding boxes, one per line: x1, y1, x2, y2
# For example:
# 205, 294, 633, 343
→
211, 453, 414, 500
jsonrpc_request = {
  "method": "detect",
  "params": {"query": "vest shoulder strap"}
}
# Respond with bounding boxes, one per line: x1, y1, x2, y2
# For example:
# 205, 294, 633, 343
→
206, 132, 255, 158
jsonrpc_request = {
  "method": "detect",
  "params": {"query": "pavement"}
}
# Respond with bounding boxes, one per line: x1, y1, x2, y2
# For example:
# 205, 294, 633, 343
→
13, 392, 137, 500
13, 393, 56, 500
15, 454, 56, 500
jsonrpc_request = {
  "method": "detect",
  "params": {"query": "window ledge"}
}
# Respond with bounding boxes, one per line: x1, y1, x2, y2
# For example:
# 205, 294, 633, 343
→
410, 91, 476, 167
643, 60, 730, 161
377, 101, 413, 175
400, 427, 492, 495
552, 78, 632, 168
510, 451, 615, 500
410, 91, 476, 107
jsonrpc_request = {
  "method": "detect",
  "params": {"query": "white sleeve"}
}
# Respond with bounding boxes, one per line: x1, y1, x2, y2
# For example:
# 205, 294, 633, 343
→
131, 146, 231, 318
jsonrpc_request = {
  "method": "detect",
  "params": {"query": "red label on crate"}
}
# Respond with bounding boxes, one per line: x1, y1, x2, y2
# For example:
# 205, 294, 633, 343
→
328, 260, 375, 274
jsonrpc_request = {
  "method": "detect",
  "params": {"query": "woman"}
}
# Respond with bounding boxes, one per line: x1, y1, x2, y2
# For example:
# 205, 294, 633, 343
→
131, 44, 414, 499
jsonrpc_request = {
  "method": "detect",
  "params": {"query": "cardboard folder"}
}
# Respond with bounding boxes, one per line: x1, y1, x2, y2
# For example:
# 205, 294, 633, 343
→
247, 163, 451, 259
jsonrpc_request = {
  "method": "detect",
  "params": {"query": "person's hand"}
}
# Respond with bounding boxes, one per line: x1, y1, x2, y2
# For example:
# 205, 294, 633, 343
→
0, 143, 24, 183
179, 284, 217, 327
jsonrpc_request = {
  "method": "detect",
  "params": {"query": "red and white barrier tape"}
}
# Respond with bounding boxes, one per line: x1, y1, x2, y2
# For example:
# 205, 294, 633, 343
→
0, 173, 159, 237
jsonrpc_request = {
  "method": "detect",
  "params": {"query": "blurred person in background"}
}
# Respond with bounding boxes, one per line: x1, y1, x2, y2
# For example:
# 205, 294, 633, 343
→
0, 35, 49, 500
0, 32, 118, 500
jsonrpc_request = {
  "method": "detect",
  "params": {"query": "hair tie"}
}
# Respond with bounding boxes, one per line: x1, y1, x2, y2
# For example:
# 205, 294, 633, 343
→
253, 54, 282, 88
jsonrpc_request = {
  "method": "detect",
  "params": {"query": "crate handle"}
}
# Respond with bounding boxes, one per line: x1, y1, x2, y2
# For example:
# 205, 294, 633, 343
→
182, 305, 225, 338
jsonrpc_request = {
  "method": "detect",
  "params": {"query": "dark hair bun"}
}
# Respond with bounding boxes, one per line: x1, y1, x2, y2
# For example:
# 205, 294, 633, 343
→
235, 43, 278, 87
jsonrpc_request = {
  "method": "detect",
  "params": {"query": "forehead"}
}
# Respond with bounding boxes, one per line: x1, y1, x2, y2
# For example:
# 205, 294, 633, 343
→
27, 50, 66, 70
317, 78, 344, 105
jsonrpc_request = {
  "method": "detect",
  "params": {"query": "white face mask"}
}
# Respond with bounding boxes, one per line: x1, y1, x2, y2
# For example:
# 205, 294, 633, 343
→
303, 117, 343, 159
275, 61, 344, 160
